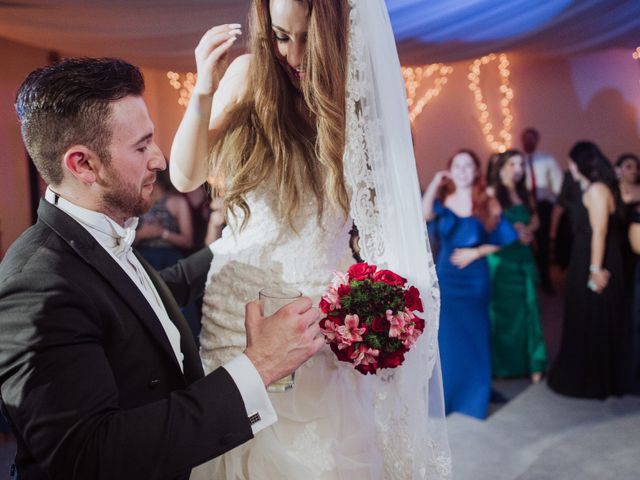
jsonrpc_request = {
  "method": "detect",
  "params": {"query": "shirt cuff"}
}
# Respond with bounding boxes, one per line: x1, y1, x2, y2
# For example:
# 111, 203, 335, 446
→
223, 354, 277, 434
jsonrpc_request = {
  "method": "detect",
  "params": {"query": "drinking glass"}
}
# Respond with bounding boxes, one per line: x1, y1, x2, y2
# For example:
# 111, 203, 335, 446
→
259, 287, 302, 392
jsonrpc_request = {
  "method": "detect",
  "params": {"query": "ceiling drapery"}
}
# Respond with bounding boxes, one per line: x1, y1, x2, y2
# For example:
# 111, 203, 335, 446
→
0, 0, 638, 70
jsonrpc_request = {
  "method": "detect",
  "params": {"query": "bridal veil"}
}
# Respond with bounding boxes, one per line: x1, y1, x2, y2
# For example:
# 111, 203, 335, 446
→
343, 0, 452, 477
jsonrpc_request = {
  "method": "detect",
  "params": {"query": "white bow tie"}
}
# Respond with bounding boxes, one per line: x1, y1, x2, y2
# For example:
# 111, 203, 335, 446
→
44, 187, 139, 258
110, 218, 139, 258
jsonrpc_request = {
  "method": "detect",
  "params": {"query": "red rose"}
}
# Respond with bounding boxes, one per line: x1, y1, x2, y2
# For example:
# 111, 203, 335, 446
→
413, 316, 425, 332
371, 316, 390, 333
372, 269, 407, 286
337, 284, 351, 297
347, 262, 377, 281
403, 286, 424, 312
355, 363, 378, 375
319, 298, 332, 314
319, 317, 337, 330
379, 349, 406, 369
330, 342, 354, 362
331, 312, 346, 325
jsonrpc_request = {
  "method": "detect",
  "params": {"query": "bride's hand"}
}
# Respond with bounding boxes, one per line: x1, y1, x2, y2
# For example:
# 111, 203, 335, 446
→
193, 24, 242, 96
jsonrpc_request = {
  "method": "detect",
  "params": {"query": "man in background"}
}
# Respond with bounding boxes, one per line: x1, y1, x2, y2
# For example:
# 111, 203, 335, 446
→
521, 127, 563, 294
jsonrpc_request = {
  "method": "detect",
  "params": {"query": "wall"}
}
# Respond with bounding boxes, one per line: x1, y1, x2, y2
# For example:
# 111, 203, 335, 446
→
0, 41, 185, 252
0, 38, 48, 254
411, 49, 640, 189
141, 68, 188, 157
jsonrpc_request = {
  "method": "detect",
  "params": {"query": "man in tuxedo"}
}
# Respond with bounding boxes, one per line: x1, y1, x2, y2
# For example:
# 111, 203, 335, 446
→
521, 127, 563, 294
0, 57, 324, 480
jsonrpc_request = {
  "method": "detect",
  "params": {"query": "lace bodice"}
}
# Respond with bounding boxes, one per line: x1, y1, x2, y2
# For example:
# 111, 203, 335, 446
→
199, 181, 353, 371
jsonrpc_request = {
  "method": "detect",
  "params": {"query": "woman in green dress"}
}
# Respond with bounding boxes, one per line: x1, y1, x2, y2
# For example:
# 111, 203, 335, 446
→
487, 150, 547, 382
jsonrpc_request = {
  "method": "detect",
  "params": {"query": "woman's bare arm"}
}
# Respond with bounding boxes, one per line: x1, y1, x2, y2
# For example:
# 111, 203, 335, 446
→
422, 171, 448, 221
583, 182, 613, 292
169, 25, 247, 192
164, 195, 194, 250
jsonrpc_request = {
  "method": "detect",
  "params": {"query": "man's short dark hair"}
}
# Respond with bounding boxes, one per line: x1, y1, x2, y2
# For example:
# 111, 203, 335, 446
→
15, 57, 145, 185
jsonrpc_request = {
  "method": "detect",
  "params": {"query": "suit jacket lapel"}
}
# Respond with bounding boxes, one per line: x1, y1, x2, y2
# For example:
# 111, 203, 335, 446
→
38, 200, 184, 375
134, 251, 204, 383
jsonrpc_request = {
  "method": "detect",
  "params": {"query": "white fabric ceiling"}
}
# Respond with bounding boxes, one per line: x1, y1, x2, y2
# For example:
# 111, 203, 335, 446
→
0, 0, 638, 71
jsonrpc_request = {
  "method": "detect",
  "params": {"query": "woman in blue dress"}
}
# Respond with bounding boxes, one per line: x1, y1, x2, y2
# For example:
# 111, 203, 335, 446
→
423, 149, 517, 419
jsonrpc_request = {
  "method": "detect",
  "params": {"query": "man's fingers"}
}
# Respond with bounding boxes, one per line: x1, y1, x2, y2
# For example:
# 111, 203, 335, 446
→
310, 336, 326, 355
245, 300, 262, 322
305, 321, 321, 339
250, 296, 313, 321
300, 306, 321, 327
285, 296, 313, 314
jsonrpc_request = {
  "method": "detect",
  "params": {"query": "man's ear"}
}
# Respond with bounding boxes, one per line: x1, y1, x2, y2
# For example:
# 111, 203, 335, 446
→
62, 146, 101, 185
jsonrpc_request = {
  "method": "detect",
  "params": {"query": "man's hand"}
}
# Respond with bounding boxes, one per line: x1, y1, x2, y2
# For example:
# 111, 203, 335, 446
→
243, 298, 324, 387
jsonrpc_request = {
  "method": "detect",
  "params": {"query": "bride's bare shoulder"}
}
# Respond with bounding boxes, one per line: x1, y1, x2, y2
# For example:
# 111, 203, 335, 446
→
225, 54, 252, 79
220, 54, 252, 96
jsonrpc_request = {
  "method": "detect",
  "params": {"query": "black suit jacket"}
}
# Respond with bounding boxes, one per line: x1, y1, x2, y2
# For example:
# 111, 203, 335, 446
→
0, 200, 253, 480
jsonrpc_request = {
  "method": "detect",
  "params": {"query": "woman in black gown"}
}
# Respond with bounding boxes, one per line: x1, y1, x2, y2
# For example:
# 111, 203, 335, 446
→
616, 153, 640, 391
548, 142, 632, 398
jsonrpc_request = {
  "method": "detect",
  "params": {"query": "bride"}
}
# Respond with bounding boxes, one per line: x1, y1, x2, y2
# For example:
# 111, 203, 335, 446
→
170, 0, 451, 478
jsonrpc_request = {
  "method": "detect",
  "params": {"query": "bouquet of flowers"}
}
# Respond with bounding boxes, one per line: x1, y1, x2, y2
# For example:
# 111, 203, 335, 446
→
319, 262, 425, 375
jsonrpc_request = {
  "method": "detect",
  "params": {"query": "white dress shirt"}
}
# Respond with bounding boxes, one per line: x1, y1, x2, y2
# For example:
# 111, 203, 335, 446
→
45, 188, 276, 433
524, 151, 564, 203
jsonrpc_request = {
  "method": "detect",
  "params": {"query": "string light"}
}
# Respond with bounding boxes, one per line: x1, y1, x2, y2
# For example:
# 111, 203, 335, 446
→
167, 71, 196, 107
169, 66, 453, 119
402, 64, 453, 122
468, 53, 514, 153
170, 59, 514, 142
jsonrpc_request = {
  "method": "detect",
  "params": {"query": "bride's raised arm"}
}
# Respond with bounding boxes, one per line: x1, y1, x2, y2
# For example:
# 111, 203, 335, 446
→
170, 25, 248, 192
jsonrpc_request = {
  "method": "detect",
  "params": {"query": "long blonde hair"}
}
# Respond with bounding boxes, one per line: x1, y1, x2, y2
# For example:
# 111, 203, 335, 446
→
210, 0, 350, 230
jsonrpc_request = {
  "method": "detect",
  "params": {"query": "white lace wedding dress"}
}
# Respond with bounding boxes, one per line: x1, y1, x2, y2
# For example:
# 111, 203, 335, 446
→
191, 183, 390, 479
190, 185, 450, 479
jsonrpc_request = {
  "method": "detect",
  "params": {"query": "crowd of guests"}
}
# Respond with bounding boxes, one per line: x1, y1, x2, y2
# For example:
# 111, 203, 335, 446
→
2, 126, 636, 439
424, 128, 640, 419
94, 130, 640, 423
